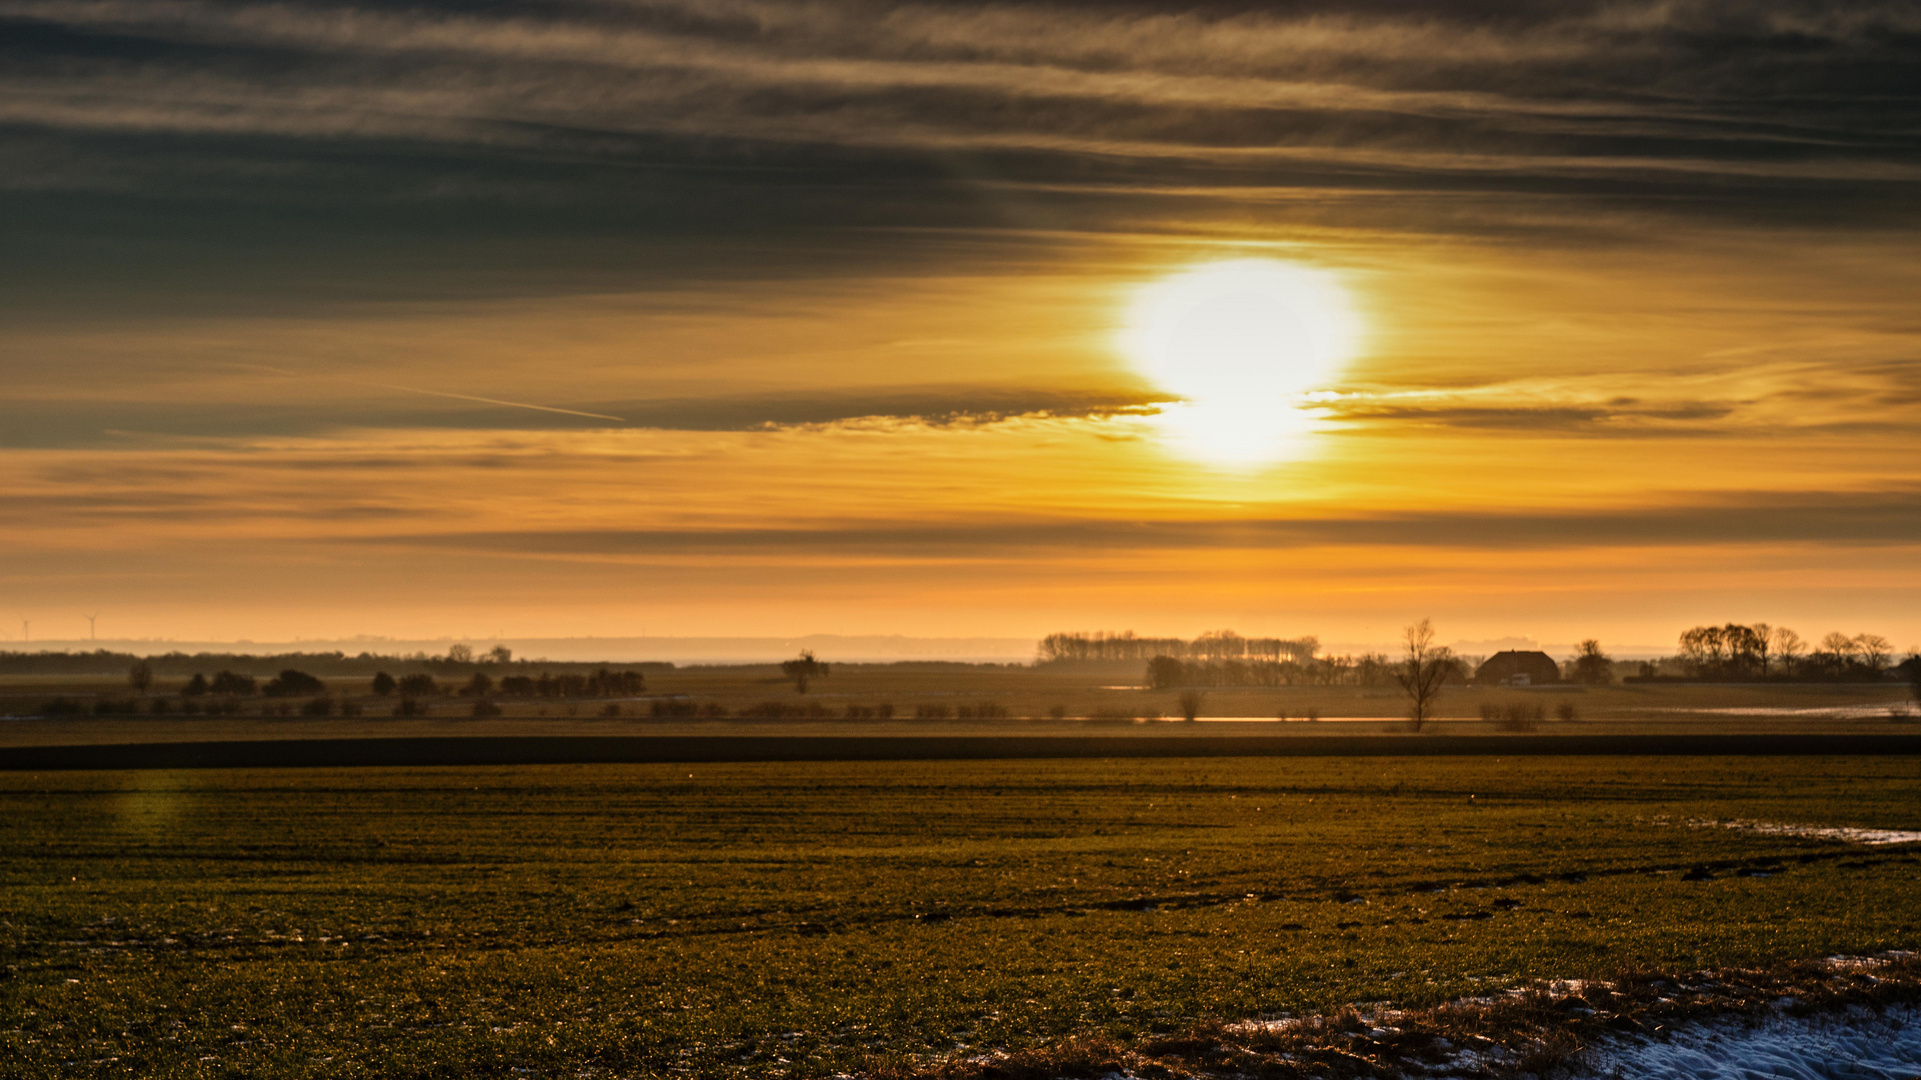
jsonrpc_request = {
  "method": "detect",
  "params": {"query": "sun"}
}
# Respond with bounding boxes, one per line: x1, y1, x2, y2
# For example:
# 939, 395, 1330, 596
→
1118, 258, 1361, 467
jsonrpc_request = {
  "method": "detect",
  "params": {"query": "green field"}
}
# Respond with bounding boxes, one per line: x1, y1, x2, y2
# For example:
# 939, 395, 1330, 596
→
3, 755, 1918, 1077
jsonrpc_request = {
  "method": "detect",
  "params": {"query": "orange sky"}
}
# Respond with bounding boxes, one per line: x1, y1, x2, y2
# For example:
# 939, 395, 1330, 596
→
4, 1, 1919, 653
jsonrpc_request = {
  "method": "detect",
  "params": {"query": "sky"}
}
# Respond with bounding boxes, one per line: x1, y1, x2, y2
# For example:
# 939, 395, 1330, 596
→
3, 0, 1919, 653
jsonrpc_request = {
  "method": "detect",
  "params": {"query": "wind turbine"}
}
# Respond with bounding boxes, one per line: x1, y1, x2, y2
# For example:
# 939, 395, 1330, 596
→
85, 613, 99, 641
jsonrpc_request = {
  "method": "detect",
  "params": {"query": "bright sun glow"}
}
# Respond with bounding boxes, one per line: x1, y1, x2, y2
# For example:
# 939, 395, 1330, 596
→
1119, 258, 1361, 467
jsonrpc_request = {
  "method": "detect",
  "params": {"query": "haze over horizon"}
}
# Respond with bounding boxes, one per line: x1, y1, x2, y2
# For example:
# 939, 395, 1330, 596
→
5, 0, 1919, 648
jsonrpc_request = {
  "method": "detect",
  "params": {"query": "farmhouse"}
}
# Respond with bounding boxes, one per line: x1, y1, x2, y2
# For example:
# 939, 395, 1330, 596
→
1475, 650, 1562, 686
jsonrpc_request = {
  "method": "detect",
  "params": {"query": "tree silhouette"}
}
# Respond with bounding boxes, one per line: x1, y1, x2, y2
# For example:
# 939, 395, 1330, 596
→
263, 669, 325, 697
370, 671, 396, 696
127, 660, 153, 695
780, 651, 829, 694
1771, 627, 1807, 675
1395, 618, 1453, 732
209, 671, 256, 696
1570, 640, 1612, 684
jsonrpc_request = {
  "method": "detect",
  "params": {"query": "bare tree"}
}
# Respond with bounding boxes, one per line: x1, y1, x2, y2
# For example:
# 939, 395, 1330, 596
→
1396, 619, 1453, 732
1749, 623, 1772, 676
127, 660, 153, 695
1177, 689, 1205, 722
781, 651, 829, 694
1820, 632, 1860, 665
1771, 627, 1806, 674
1854, 634, 1893, 674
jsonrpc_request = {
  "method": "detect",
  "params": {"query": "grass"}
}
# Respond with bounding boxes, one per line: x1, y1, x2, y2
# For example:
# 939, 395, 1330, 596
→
1, 756, 1918, 1078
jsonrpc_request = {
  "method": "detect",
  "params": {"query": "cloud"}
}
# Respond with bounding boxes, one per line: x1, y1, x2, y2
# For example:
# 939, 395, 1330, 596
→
0, 386, 1169, 448
3, 0, 1916, 216
1321, 400, 1739, 435
345, 486, 1921, 558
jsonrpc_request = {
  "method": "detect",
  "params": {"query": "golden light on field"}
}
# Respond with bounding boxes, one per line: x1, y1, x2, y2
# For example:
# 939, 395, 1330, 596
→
1119, 258, 1361, 468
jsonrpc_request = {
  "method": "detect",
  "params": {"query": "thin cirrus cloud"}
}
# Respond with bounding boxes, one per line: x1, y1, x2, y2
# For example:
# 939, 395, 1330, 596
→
345, 485, 1921, 559
4, 0, 1916, 194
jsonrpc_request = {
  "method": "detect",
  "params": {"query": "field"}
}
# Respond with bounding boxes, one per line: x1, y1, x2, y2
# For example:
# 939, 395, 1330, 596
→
2, 661, 1916, 750
3, 755, 1919, 1078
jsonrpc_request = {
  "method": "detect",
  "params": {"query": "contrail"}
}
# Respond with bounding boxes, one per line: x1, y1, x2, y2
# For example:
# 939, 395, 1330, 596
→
353, 381, 627, 422
228, 363, 627, 423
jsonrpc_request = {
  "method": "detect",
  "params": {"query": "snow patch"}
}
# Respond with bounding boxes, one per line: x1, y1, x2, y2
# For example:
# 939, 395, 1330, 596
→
1693, 818, 1921, 845
1576, 1004, 1921, 1080
1661, 704, 1919, 719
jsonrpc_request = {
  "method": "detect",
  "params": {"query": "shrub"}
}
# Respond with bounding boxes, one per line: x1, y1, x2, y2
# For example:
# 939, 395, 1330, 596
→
472, 698, 502, 718
370, 671, 396, 696
340, 701, 362, 717
39, 698, 87, 716
600, 703, 622, 717
698, 701, 731, 718
263, 670, 326, 697
498, 675, 535, 696
1482, 701, 1544, 731
1049, 704, 1068, 720
1555, 702, 1578, 722
914, 703, 951, 720
181, 673, 209, 696
955, 702, 1010, 719
1177, 690, 1205, 722
459, 673, 494, 697
300, 696, 334, 717
394, 697, 424, 717
397, 674, 438, 697
651, 698, 699, 718
844, 703, 897, 720
149, 698, 172, 716
209, 671, 256, 696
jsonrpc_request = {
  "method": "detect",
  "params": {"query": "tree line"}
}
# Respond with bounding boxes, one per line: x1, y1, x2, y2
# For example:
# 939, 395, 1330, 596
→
0, 647, 676, 677
1043, 630, 1319, 664
1143, 652, 1471, 689
131, 665, 649, 700
1667, 623, 1908, 682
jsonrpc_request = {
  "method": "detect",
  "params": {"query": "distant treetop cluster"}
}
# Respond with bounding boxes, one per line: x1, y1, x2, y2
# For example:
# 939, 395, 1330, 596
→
1043, 630, 1319, 664
1671, 623, 1899, 682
